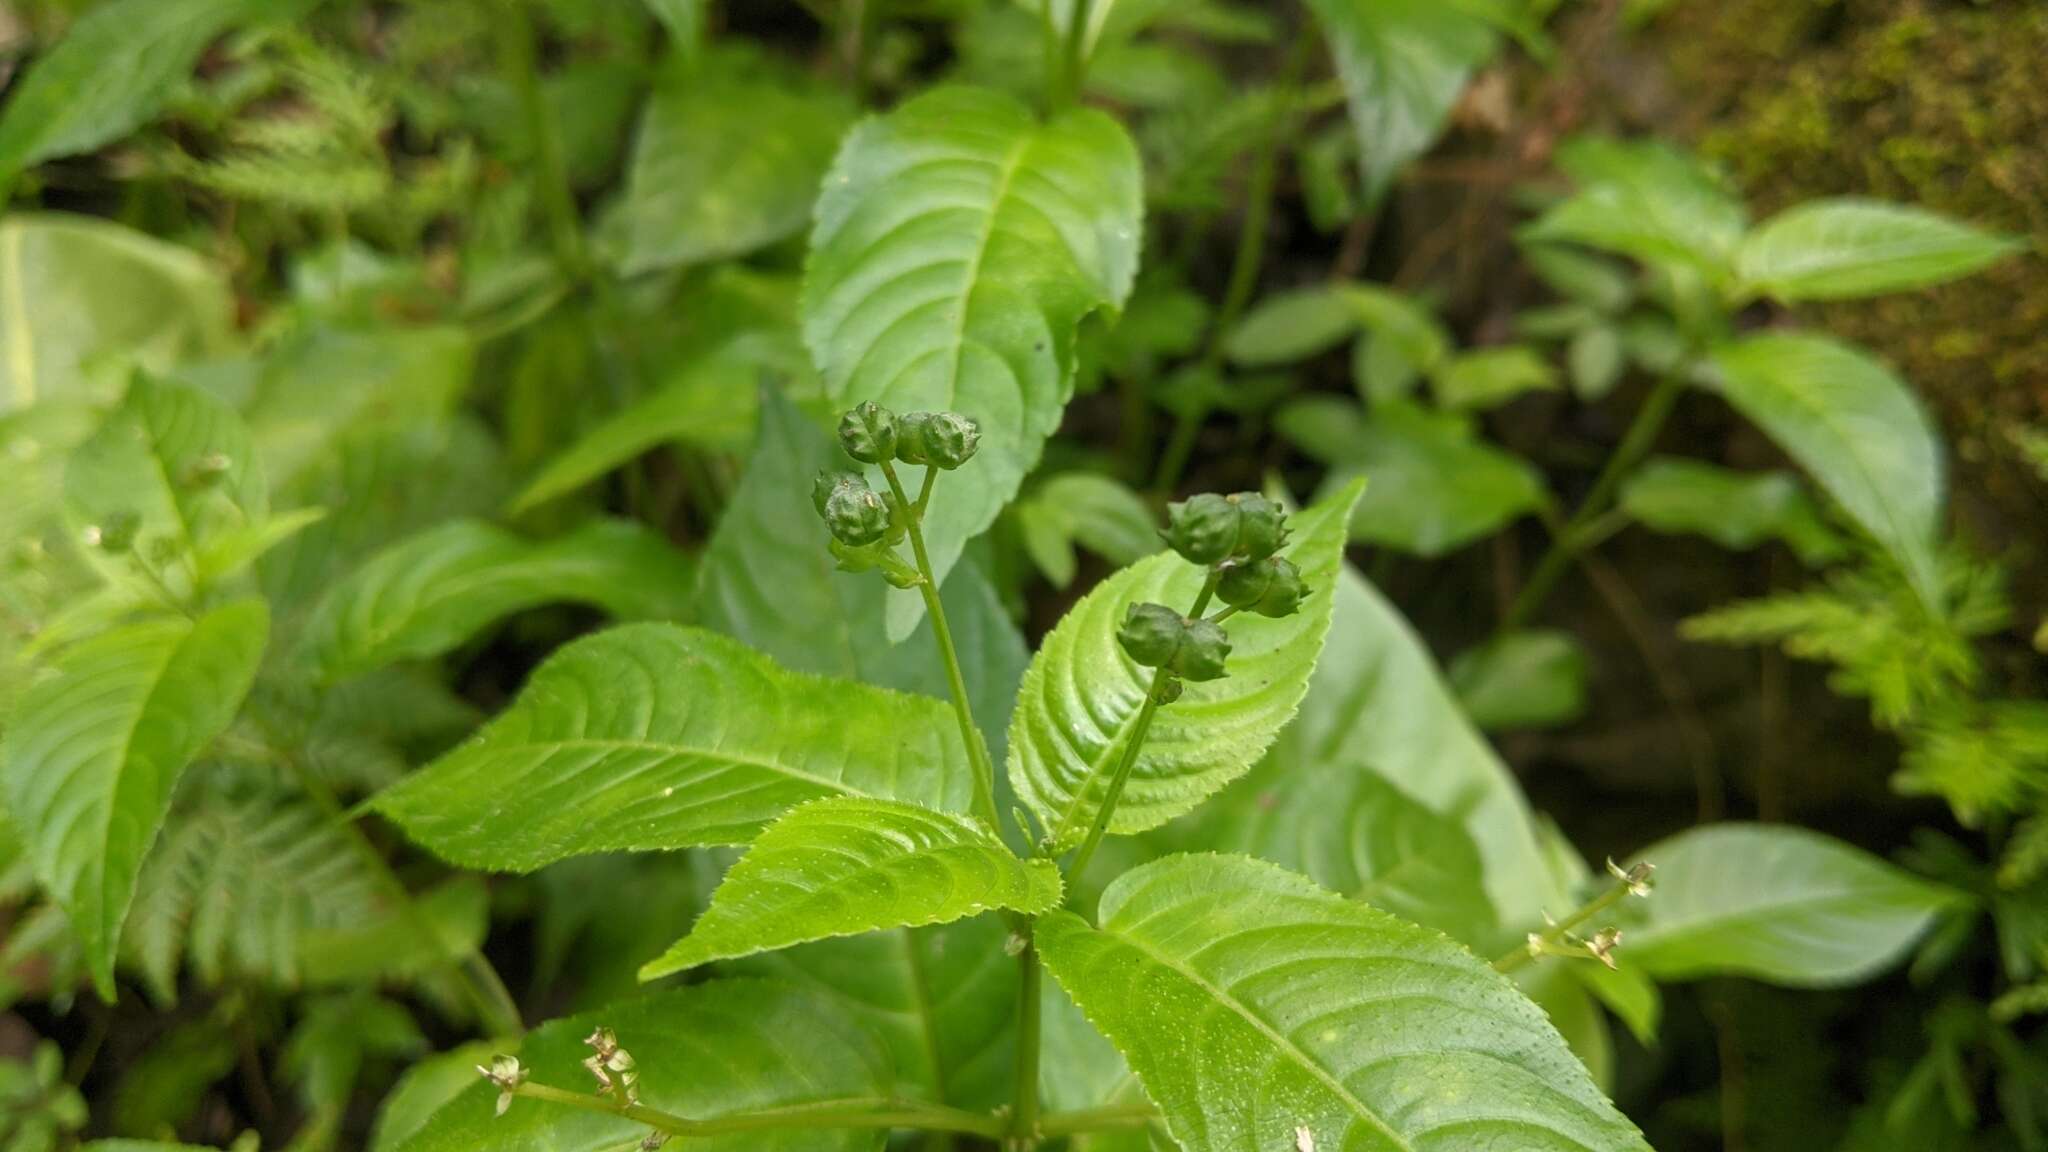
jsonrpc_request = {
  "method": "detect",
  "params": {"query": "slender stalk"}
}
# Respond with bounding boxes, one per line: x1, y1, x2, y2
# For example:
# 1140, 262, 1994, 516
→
1062, 0, 1094, 105
511, 1085, 1007, 1139
278, 749, 524, 1036
1153, 35, 1310, 494
496, 0, 586, 282
1008, 940, 1044, 1150
1064, 573, 1220, 884
1040, 1104, 1160, 1136
879, 461, 1002, 831
1492, 867, 1648, 974
1500, 370, 1688, 631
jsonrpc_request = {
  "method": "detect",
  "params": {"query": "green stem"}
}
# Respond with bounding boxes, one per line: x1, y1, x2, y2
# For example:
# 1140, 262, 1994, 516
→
496, 0, 586, 282
511, 1085, 1007, 1139
1040, 1104, 1160, 1136
879, 462, 1002, 832
1492, 870, 1645, 974
1153, 35, 1310, 494
1008, 940, 1044, 1150
278, 749, 524, 1037
1500, 370, 1688, 632
1062, 0, 1093, 105
1063, 573, 1220, 885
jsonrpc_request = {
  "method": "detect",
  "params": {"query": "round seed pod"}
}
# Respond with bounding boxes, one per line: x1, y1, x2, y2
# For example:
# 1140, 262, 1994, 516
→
837, 402, 898, 464
1216, 556, 1307, 618
823, 479, 891, 547
896, 411, 981, 469
1116, 602, 1186, 668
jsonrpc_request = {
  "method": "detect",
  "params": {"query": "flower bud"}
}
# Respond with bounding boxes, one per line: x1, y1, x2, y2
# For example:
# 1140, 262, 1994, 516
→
1161, 492, 1289, 565
896, 411, 981, 470
1173, 617, 1231, 681
1216, 556, 1307, 618
83, 510, 140, 554
823, 478, 891, 547
1116, 602, 1185, 668
837, 402, 897, 464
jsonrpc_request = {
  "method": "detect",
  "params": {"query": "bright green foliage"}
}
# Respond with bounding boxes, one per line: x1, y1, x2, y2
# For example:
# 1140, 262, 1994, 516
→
643, 798, 1059, 979
294, 518, 695, 682
803, 85, 1143, 639
1709, 333, 1944, 608
373, 624, 973, 871
1737, 199, 2023, 303
1224, 286, 1362, 366
1432, 345, 1559, 411
397, 980, 891, 1152
1448, 629, 1591, 733
1009, 480, 1362, 849
0, 0, 309, 187
1015, 473, 1160, 590
1619, 824, 1962, 987
0, 216, 232, 410
597, 46, 854, 275
1037, 854, 1652, 1152
1279, 397, 1544, 556
1619, 457, 1842, 564
1525, 136, 1749, 285
0, 599, 268, 997
1303, 0, 1501, 205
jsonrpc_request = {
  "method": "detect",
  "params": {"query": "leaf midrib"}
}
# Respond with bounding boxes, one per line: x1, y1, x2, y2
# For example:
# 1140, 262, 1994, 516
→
456, 736, 863, 800
1103, 919, 1416, 1152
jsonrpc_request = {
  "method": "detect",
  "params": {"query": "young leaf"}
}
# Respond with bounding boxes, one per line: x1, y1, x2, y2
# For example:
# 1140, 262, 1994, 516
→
596, 46, 854, 275
0, 600, 268, 997
294, 518, 695, 682
372, 625, 973, 872
0, 215, 233, 409
1619, 823, 1963, 987
0, 0, 306, 187
641, 797, 1058, 979
1708, 333, 1944, 609
803, 85, 1143, 639
1431, 345, 1560, 411
1279, 397, 1546, 556
1036, 854, 1652, 1152
1009, 480, 1364, 849
1302, 0, 1500, 205
1448, 629, 1590, 732
1737, 199, 2022, 303
1524, 136, 1748, 283
1619, 456, 1842, 564
397, 980, 890, 1152
1224, 287, 1361, 367
1015, 473, 1160, 590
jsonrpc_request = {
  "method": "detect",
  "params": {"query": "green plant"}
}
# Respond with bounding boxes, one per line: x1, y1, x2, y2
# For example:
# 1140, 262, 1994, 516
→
0, 1, 2035, 1150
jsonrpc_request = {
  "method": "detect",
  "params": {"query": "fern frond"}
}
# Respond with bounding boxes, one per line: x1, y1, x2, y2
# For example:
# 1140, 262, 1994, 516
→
2000, 813, 2048, 890
1898, 702, 2048, 827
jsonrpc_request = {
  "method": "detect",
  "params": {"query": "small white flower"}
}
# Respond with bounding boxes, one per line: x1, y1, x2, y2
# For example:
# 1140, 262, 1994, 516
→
476, 1055, 526, 1117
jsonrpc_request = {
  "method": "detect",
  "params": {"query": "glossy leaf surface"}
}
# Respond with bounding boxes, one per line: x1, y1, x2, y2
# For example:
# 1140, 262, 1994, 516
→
1737, 199, 2021, 302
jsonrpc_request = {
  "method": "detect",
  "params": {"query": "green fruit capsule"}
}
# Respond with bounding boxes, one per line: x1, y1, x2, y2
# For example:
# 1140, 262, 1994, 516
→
1117, 602, 1186, 668
896, 411, 981, 470
823, 478, 892, 547
813, 470, 861, 517
1216, 556, 1307, 618
1171, 617, 1231, 681
1161, 491, 1290, 566
837, 402, 898, 464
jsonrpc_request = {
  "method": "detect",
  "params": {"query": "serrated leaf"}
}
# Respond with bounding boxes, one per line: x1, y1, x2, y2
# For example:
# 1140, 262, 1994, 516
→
1708, 333, 1944, 609
1525, 136, 1747, 283
1279, 397, 1545, 556
295, 518, 694, 682
373, 624, 973, 872
0, 599, 268, 997
1009, 480, 1363, 849
0, 215, 233, 410
1037, 854, 1652, 1152
397, 980, 890, 1152
642, 797, 1058, 979
1302, 0, 1499, 205
0, 0, 303, 187
1618, 823, 1963, 987
597, 46, 854, 275
803, 85, 1142, 640
696, 388, 1027, 764
1619, 456, 1842, 564
1737, 198, 2022, 303
1448, 629, 1590, 733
